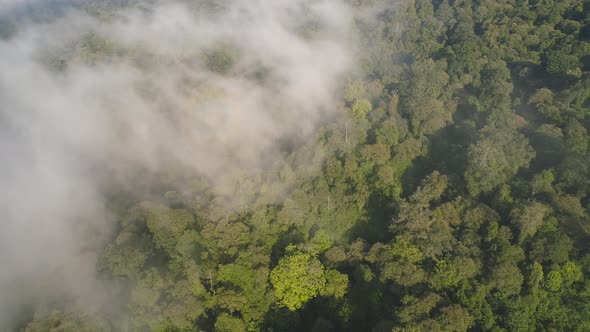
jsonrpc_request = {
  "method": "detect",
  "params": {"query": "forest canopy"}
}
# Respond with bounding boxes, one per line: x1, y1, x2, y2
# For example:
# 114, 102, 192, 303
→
3, 0, 590, 331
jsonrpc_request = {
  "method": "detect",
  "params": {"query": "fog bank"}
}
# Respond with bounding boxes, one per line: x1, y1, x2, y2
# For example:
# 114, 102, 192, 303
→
0, 0, 355, 328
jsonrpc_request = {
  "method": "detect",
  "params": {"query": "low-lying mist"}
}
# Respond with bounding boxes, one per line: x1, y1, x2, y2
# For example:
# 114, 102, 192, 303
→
0, 0, 356, 329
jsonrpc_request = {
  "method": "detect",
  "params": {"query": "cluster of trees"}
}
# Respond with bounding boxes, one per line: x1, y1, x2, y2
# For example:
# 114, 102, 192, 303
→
17, 0, 590, 331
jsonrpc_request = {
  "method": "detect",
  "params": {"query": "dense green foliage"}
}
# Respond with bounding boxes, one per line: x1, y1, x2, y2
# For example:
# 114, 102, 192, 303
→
17, 0, 590, 331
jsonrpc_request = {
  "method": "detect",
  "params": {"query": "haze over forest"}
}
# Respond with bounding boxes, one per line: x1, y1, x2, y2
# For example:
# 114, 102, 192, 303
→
2, 0, 590, 331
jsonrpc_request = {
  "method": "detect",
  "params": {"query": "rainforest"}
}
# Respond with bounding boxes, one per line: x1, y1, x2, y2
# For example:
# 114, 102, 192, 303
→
2, 0, 590, 331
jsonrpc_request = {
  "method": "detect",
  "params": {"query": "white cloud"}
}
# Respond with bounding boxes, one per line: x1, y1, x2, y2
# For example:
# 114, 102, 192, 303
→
0, 0, 355, 328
